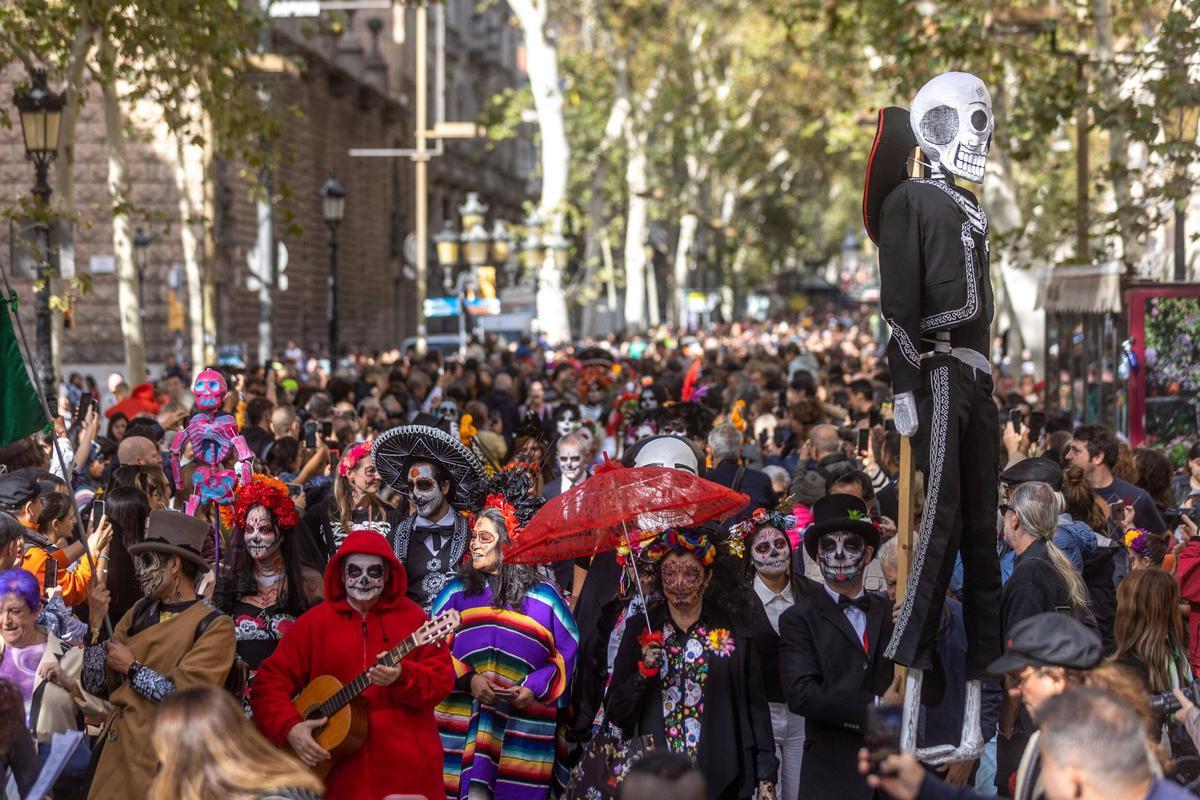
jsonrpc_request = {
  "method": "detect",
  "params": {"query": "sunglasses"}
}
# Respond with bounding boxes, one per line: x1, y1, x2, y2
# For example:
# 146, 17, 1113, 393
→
407, 478, 437, 493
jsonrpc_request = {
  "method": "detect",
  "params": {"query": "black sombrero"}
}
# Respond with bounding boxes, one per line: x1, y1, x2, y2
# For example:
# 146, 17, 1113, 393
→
863, 106, 917, 245
372, 425, 487, 510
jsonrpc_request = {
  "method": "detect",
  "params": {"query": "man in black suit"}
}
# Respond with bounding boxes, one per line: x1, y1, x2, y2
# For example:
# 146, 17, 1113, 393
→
706, 423, 778, 524
545, 432, 590, 594
780, 494, 897, 799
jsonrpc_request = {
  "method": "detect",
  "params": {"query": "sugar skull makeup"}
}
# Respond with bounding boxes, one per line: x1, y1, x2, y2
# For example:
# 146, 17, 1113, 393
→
343, 554, 387, 606
470, 516, 502, 574
406, 462, 446, 519
244, 505, 281, 561
660, 552, 707, 610
193, 368, 227, 412
639, 387, 659, 411
556, 443, 585, 483
751, 527, 790, 579
438, 400, 459, 424
818, 531, 867, 585
134, 551, 168, 598
555, 406, 580, 438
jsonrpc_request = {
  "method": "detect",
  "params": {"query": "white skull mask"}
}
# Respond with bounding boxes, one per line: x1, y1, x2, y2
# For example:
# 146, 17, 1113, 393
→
751, 527, 789, 578
343, 553, 387, 606
556, 408, 580, 438
910, 72, 993, 183
631, 436, 699, 475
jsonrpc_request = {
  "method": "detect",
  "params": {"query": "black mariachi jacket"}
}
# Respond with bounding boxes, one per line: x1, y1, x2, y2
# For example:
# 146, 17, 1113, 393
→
878, 177, 994, 396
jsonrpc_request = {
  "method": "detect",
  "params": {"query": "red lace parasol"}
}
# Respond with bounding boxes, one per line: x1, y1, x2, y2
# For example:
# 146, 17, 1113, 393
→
502, 462, 749, 565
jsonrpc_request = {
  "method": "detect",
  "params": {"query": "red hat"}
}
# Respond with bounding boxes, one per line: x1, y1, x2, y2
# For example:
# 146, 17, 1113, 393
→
105, 382, 164, 419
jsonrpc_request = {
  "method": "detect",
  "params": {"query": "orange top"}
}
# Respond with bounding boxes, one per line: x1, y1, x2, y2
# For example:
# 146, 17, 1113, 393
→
22, 544, 93, 607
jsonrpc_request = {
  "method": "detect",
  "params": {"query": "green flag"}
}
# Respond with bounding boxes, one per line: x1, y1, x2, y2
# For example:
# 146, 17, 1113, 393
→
0, 302, 46, 446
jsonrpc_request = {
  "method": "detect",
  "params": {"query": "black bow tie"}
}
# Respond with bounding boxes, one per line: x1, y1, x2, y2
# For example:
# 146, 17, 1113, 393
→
837, 594, 870, 612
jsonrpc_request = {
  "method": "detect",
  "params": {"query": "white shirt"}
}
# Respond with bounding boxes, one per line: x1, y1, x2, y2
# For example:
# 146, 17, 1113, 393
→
753, 575, 795, 635
824, 584, 868, 645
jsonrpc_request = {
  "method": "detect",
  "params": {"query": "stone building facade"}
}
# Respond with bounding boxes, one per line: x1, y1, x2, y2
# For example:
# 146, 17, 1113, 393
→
1, 0, 533, 373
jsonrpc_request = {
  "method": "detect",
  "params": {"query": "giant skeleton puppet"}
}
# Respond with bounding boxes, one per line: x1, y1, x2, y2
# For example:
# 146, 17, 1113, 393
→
863, 72, 1000, 763
372, 425, 487, 613
171, 369, 254, 565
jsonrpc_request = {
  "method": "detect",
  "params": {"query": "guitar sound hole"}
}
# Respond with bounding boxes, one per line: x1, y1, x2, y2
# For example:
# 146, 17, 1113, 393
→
303, 706, 325, 725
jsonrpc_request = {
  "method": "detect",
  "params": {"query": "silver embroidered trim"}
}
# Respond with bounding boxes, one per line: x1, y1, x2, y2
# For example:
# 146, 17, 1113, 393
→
886, 316, 922, 369
131, 664, 176, 703
912, 178, 988, 243
885, 365, 950, 662
920, 222, 979, 333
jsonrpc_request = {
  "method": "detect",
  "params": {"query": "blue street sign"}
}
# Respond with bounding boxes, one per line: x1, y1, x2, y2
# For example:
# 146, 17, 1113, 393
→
423, 296, 460, 318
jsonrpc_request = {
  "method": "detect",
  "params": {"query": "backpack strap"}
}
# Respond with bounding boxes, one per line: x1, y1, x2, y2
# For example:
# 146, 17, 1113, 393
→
732, 465, 746, 493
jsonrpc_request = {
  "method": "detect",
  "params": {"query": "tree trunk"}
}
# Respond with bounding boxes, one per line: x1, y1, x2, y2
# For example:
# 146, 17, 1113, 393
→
672, 212, 699, 329
623, 140, 649, 330
509, 0, 571, 343
101, 50, 145, 384
173, 132, 207, 372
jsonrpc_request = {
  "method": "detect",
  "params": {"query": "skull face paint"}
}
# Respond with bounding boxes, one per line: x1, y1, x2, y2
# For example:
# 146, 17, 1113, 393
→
192, 368, 227, 412
244, 505, 281, 562
470, 516, 502, 574
659, 552, 707, 610
556, 442, 586, 484
407, 462, 447, 519
751, 527, 790, 579
343, 554, 387, 606
555, 406, 580, 438
639, 387, 659, 411
134, 551, 168, 598
437, 400, 459, 425
817, 531, 867, 585
910, 72, 993, 184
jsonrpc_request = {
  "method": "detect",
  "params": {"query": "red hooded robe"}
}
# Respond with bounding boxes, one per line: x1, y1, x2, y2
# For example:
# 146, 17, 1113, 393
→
251, 530, 453, 800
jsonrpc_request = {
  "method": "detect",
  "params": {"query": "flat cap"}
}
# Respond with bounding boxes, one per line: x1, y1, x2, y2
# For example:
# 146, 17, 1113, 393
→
0, 471, 39, 510
998, 457, 1063, 491
987, 612, 1102, 675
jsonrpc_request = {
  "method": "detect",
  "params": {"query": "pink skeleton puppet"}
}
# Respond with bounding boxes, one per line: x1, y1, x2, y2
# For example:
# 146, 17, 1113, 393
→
170, 369, 254, 520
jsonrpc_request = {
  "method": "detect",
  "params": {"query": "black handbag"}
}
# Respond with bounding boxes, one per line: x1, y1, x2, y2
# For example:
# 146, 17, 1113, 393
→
563, 725, 656, 800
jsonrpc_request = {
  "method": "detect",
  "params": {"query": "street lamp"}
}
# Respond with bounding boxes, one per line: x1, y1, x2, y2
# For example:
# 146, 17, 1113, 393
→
321, 175, 346, 362
14, 67, 65, 401
546, 231, 570, 272
133, 228, 153, 321
458, 192, 489, 231
1161, 82, 1200, 282
434, 220, 461, 291
521, 209, 545, 284
462, 222, 491, 268
491, 220, 516, 284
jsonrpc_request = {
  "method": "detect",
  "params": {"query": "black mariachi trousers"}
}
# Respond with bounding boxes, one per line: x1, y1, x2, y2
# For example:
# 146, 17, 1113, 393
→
884, 354, 1002, 678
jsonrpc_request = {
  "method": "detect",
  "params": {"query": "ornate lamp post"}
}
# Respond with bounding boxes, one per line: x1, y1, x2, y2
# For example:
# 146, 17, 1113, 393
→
1161, 84, 1200, 282
14, 68, 65, 400
321, 176, 346, 362
434, 220, 460, 291
520, 209, 546, 288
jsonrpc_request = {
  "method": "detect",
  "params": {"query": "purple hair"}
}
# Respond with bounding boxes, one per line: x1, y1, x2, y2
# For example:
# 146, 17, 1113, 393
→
0, 569, 40, 613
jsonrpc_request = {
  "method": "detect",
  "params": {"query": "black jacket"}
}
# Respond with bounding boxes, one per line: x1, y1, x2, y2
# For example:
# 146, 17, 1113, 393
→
878, 177, 993, 396
607, 604, 778, 800
779, 587, 895, 800
743, 575, 821, 704
1002, 538, 1078, 637
708, 460, 779, 521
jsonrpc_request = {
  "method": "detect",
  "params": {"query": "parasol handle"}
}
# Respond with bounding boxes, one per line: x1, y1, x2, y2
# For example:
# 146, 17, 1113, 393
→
620, 519, 654, 632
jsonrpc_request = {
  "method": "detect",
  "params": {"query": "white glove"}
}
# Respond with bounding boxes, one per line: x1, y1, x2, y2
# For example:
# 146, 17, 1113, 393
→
894, 392, 919, 437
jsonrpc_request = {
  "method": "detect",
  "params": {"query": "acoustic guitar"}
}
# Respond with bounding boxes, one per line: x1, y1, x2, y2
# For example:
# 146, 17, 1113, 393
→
291, 609, 461, 778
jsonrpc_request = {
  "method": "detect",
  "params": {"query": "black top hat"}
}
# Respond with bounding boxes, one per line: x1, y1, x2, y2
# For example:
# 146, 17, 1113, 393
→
803, 494, 881, 561
987, 612, 1102, 674
998, 457, 1063, 491
0, 472, 39, 510
127, 509, 211, 571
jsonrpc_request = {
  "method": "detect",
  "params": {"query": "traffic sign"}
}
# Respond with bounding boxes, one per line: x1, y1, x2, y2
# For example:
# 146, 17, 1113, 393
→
423, 296, 460, 318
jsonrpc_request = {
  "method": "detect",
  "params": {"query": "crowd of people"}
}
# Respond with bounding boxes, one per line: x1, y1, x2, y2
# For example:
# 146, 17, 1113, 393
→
1, 309, 1199, 800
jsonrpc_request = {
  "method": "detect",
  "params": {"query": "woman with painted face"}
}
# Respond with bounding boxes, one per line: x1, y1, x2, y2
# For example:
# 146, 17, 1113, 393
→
434, 469, 580, 800
301, 438, 400, 567
605, 527, 779, 800
82, 509, 236, 800
214, 474, 322, 714
732, 508, 820, 800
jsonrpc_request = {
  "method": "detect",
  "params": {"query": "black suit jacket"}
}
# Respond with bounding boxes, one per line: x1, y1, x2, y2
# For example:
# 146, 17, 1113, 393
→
708, 461, 779, 521
744, 575, 822, 704
779, 587, 895, 800
607, 605, 778, 800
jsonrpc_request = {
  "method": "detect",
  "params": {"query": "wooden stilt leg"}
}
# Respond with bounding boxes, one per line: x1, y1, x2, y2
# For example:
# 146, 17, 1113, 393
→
895, 434, 917, 695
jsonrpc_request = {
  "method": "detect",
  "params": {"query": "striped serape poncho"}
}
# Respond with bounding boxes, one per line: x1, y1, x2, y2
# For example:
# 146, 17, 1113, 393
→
433, 578, 580, 800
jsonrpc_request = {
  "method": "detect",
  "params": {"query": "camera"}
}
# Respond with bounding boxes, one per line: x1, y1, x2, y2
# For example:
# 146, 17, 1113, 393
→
1165, 507, 1200, 527
1150, 683, 1200, 716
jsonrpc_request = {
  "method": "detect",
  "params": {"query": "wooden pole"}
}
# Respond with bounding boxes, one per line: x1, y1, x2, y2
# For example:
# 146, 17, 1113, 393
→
895, 435, 917, 693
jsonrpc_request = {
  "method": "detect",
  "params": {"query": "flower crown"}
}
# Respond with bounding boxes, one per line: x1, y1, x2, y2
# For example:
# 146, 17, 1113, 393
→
729, 506, 797, 541
644, 528, 716, 566
1125, 527, 1153, 557
338, 440, 372, 477
482, 493, 521, 540
224, 473, 299, 531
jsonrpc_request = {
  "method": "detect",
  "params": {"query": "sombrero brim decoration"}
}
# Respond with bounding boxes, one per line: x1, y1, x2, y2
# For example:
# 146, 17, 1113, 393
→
372, 425, 487, 510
